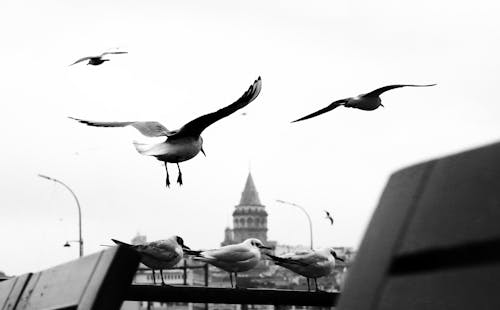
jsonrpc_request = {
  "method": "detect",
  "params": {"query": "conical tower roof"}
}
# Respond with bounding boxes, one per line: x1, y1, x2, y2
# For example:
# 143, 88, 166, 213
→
239, 172, 262, 206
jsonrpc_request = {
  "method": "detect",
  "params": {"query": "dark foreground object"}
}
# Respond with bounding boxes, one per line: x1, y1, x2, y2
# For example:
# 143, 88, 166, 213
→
338, 141, 500, 310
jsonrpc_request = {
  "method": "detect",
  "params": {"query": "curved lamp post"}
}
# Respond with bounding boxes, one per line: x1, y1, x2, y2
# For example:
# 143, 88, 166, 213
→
275, 199, 314, 250
38, 174, 83, 257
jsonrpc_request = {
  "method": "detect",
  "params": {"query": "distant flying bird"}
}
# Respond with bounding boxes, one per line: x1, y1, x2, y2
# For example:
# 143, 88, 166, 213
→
266, 248, 344, 291
111, 235, 191, 286
189, 238, 271, 288
69, 51, 128, 66
292, 84, 436, 123
70, 76, 262, 187
324, 210, 334, 225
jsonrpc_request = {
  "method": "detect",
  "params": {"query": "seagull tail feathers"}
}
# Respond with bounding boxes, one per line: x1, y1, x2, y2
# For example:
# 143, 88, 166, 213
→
265, 253, 286, 263
183, 249, 203, 257
111, 239, 133, 248
133, 141, 168, 156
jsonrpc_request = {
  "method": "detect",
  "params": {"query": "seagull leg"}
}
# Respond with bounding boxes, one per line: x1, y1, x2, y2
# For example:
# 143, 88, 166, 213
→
234, 272, 239, 289
306, 278, 310, 291
314, 278, 319, 291
152, 269, 156, 285
176, 163, 183, 185
160, 269, 166, 286
165, 163, 171, 187
229, 273, 234, 288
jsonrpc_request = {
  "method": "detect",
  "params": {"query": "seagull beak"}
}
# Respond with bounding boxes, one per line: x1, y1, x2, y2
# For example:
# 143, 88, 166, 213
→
258, 245, 273, 250
201, 147, 206, 157
380, 103, 385, 108
335, 257, 345, 262
181, 244, 192, 250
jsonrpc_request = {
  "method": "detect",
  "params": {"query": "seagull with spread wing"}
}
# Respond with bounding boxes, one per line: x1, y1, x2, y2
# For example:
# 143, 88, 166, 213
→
292, 83, 436, 123
70, 76, 262, 187
111, 235, 191, 286
188, 238, 271, 288
266, 248, 344, 291
324, 210, 334, 225
69, 51, 128, 66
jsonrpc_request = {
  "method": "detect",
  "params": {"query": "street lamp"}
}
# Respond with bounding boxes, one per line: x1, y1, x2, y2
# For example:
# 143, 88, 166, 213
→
275, 199, 314, 249
38, 174, 83, 257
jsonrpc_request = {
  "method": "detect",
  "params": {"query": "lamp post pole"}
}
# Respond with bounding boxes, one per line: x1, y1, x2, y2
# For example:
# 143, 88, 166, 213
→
38, 174, 83, 257
276, 199, 314, 250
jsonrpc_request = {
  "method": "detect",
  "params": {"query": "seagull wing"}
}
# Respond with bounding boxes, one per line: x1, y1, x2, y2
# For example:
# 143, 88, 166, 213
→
174, 76, 262, 138
69, 117, 174, 137
100, 51, 128, 57
69, 56, 95, 66
135, 240, 179, 260
291, 98, 348, 123
287, 251, 328, 266
363, 84, 437, 98
266, 253, 310, 267
199, 244, 255, 262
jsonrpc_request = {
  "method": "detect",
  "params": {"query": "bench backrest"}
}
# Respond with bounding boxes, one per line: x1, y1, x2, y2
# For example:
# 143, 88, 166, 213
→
1, 246, 139, 310
338, 142, 500, 310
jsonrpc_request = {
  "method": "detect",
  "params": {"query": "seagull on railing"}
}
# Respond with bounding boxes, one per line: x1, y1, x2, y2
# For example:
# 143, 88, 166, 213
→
111, 236, 191, 286
69, 51, 128, 66
266, 248, 344, 291
188, 238, 272, 288
292, 83, 436, 123
70, 76, 262, 187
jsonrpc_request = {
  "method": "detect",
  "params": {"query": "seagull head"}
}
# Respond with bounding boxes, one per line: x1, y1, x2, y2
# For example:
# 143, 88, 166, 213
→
246, 238, 272, 250
329, 249, 345, 262
175, 235, 191, 250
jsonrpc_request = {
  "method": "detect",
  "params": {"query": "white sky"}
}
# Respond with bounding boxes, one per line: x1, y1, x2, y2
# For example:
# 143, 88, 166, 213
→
1, 0, 500, 276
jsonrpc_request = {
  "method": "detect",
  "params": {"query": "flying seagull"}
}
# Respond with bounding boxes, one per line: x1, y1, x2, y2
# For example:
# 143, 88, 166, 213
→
324, 210, 334, 225
266, 248, 344, 291
111, 236, 191, 286
292, 84, 436, 123
188, 238, 271, 288
69, 51, 128, 66
70, 76, 262, 187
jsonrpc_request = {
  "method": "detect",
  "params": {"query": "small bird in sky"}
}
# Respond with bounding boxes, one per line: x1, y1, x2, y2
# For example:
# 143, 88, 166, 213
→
188, 238, 272, 288
69, 51, 128, 66
324, 210, 334, 225
266, 248, 344, 291
70, 76, 262, 188
292, 84, 436, 123
111, 235, 191, 286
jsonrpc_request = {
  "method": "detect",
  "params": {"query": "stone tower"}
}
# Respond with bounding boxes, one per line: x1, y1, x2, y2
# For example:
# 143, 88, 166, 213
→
231, 172, 268, 243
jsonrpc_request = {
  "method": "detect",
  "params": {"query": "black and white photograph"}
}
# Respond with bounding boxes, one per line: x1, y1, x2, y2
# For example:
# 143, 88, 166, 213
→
1, 1, 500, 309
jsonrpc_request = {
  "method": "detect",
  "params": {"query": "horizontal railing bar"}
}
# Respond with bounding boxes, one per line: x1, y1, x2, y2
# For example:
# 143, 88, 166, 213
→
126, 285, 339, 306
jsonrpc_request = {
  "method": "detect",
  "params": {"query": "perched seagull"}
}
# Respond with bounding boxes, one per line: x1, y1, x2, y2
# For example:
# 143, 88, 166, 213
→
189, 238, 271, 288
111, 235, 191, 286
266, 248, 344, 291
69, 51, 128, 66
292, 84, 436, 123
70, 76, 262, 187
324, 210, 334, 225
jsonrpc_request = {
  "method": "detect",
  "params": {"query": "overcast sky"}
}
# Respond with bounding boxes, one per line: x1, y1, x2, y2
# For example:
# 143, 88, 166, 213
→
1, 0, 500, 276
